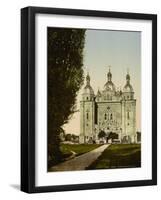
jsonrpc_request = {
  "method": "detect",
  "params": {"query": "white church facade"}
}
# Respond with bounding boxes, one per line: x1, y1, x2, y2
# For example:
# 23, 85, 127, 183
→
79, 68, 137, 144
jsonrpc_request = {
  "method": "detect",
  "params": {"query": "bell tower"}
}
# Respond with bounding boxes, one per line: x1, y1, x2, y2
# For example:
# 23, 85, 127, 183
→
122, 71, 136, 143
80, 73, 95, 143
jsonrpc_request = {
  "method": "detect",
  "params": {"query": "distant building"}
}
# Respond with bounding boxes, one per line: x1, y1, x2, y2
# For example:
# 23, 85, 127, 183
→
79, 68, 137, 144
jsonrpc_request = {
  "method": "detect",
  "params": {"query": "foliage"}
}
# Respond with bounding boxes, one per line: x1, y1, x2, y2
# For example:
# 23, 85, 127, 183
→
98, 130, 106, 138
48, 28, 86, 166
65, 134, 72, 141
65, 134, 79, 142
108, 132, 118, 140
136, 131, 141, 142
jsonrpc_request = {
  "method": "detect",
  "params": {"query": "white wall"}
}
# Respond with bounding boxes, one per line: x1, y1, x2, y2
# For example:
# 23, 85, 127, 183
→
0, 0, 160, 199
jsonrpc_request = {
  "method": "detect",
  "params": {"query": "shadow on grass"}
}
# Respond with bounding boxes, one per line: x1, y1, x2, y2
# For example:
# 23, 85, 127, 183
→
48, 144, 101, 171
87, 144, 141, 170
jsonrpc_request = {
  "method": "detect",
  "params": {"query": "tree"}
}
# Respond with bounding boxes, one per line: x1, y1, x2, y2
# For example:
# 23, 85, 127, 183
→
65, 134, 72, 141
98, 130, 106, 139
136, 131, 141, 142
108, 132, 118, 141
48, 28, 86, 166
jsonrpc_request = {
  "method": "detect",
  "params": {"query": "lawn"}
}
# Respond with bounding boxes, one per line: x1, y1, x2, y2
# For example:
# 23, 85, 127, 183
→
87, 144, 141, 170
60, 143, 101, 158
48, 143, 101, 169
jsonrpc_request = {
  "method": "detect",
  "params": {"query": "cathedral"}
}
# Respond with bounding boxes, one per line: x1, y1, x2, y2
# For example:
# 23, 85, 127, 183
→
79, 68, 137, 144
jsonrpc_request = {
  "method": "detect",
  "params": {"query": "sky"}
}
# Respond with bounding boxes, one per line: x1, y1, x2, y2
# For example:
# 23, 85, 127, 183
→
63, 29, 141, 135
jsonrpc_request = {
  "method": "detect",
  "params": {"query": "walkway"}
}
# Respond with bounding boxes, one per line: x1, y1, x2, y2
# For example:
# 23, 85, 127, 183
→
50, 144, 110, 171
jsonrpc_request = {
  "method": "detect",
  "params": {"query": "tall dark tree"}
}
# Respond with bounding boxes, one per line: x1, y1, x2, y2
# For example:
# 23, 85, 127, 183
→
108, 132, 118, 141
48, 28, 86, 166
98, 130, 106, 139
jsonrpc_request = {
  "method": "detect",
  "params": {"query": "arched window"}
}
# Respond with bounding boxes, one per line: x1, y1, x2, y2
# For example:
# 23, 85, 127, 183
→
104, 113, 107, 120
86, 97, 88, 100
110, 113, 113, 120
127, 111, 130, 119
86, 112, 89, 120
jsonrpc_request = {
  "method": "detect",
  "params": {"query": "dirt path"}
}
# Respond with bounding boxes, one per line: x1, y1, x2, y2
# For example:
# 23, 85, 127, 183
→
50, 144, 110, 171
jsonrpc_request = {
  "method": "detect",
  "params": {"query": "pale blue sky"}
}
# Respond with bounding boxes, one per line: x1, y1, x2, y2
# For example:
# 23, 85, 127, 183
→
63, 29, 141, 134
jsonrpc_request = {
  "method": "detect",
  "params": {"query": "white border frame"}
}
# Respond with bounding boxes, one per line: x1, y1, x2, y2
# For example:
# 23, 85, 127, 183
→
35, 14, 152, 187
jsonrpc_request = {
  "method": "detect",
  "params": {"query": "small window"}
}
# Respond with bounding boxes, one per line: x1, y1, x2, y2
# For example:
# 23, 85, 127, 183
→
110, 113, 113, 120
104, 113, 107, 120
86, 112, 89, 120
86, 97, 88, 100
127, 111, 130, 119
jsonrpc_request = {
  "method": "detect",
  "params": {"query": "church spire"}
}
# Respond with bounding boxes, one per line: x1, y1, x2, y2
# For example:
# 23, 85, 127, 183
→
86, 72, 90, 86
107, 65, 112, 82
97, 87, 101, 96
126, 69, 130, 84
123, 69, 134, 94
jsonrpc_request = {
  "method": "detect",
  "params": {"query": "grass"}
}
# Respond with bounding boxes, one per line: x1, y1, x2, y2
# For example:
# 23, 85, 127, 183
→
48, 143, 101, 170
60, 143, 101, 158
87, 144, 141, 170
